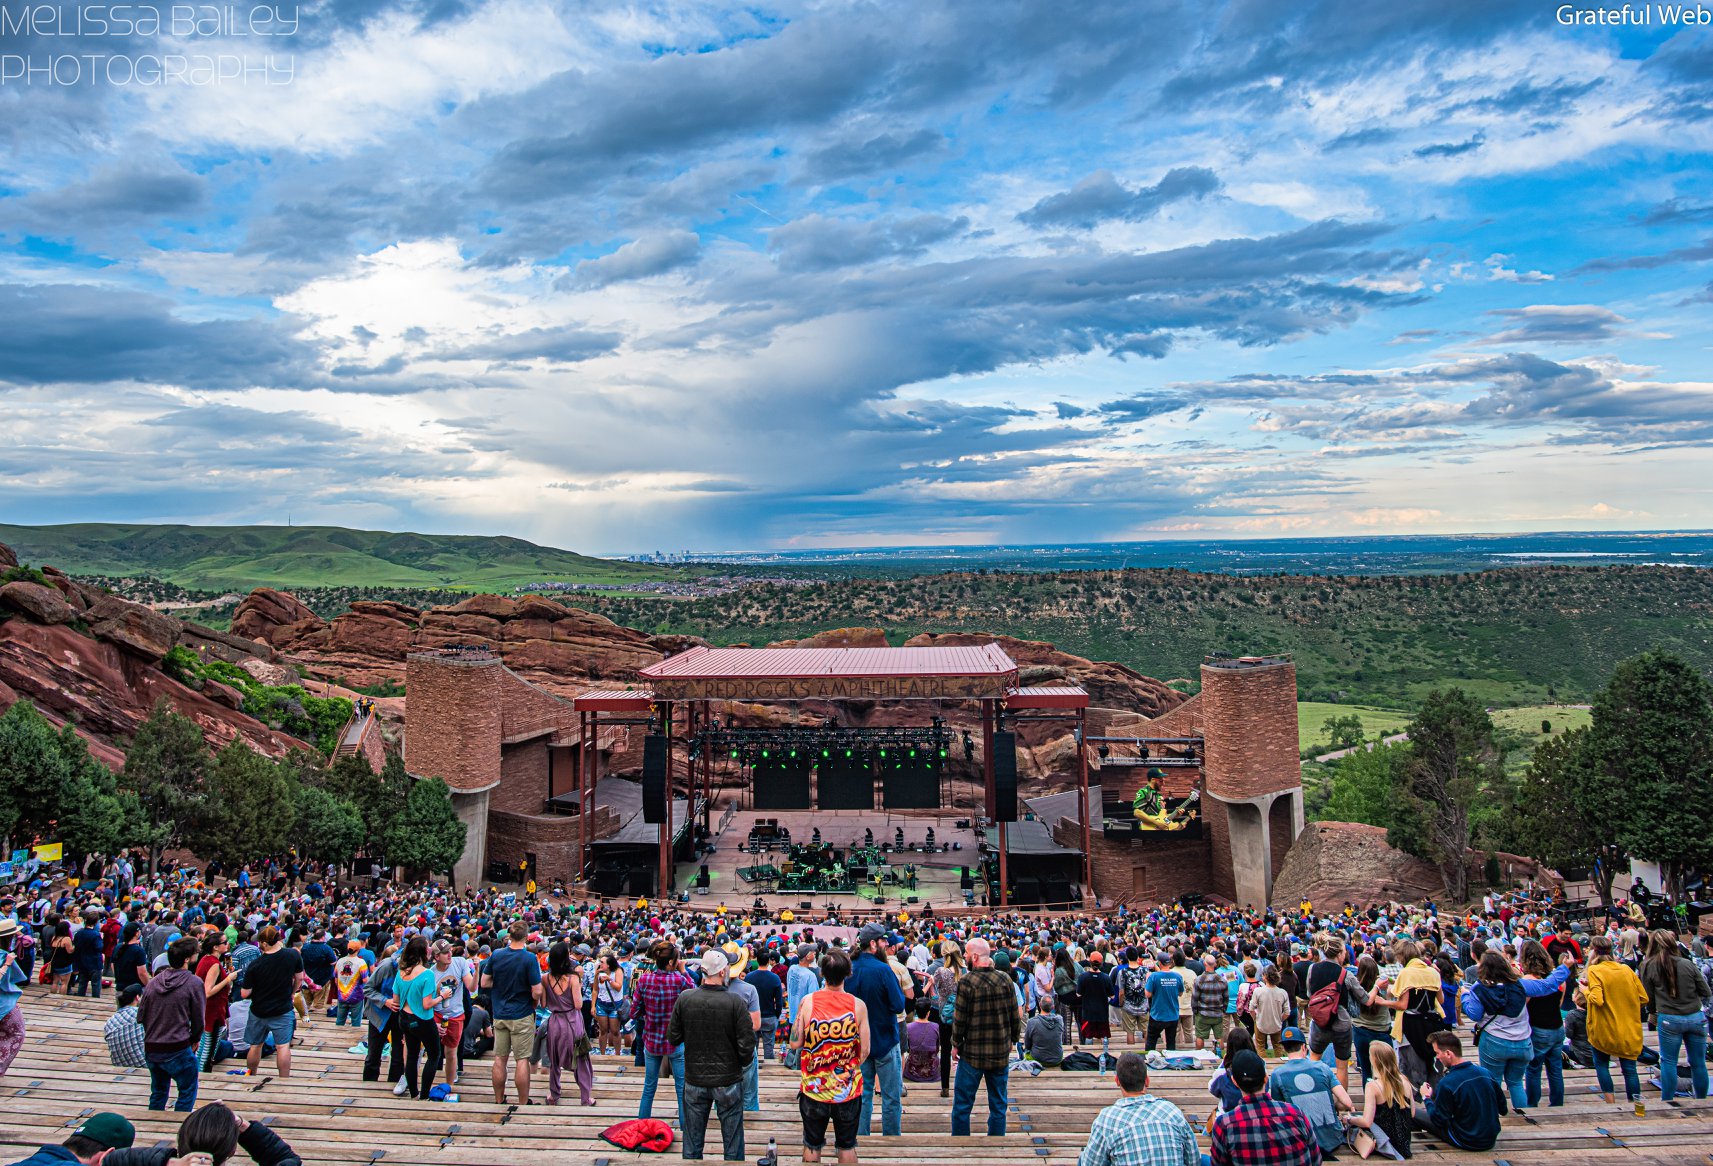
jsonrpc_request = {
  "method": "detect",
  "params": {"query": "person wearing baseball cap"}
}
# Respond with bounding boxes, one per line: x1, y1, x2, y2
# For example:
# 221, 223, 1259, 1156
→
666, 946, 755, 1161
9, 1112, 134, 1166
1209, 1049, 1320, 1164
1271, 1025, 1355, 1157
846, 921, 907, 1137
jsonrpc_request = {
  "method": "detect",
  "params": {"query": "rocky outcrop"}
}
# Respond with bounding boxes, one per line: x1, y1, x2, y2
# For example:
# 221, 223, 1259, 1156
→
230, 587, 321, 648
0, 542, 16, 569
767, 627, 891, 649
903, 631, 1185, 717
84, 594, 184, 662
1, 580, 78, 625
1270, 822, 1556, 910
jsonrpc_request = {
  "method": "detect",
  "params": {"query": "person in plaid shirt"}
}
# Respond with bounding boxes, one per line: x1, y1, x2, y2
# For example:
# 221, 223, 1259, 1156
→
950, 937, 1023, 1137
1193, 954, 1232, 1053
630, 940, 696, 1121
1079, 1052, 1200, 1166
1211, 1050, 1322, 1166
104, 984, 148, 1068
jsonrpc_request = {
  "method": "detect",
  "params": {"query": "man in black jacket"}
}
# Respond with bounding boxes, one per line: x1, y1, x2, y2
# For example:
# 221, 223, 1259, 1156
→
667, 949, 757, 1161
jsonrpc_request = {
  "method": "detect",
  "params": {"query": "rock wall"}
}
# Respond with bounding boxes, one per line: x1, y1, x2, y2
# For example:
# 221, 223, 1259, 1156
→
1270, 821, 1556, 909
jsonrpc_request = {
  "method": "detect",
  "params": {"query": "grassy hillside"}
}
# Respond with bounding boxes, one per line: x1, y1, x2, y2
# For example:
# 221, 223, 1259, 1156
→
577, 564, 1713, 707
0, 523, 668, 591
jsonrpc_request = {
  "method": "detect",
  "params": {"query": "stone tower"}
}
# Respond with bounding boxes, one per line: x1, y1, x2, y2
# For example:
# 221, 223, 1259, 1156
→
1198, 655, 1304, 908
403, 648, 503, 888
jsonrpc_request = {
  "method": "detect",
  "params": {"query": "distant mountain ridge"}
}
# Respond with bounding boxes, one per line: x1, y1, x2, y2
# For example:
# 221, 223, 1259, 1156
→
0, 522, 658, 591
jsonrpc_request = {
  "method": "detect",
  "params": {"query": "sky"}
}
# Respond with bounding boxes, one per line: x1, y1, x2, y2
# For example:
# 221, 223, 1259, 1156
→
1, 0, 1711, 554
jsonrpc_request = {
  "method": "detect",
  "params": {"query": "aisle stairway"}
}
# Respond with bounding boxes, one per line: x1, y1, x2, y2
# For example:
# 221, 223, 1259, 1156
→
2, 988, 1710, 1165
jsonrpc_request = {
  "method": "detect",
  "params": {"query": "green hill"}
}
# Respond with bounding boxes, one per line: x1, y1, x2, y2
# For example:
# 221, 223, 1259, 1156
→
0, 522, 664, 591
576, 564, 1713, 707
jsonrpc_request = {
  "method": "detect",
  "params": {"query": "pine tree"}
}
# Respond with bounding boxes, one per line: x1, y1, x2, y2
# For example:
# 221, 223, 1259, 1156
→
384, 776, 466, 884
121, 701, 209, 873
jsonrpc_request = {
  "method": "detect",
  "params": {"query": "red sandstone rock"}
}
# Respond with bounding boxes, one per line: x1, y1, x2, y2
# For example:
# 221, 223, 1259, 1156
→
767, 627, 892, 649
449, 593, 520, 619
203, 679, 246, 710
0, 619, 304, 760
904, 632, 1185, 716
1269, 821, 1556, 910
84, 594, 183, 662
1, 580, 79, 625
231, 588, 322, 646
0, 541, 16, 569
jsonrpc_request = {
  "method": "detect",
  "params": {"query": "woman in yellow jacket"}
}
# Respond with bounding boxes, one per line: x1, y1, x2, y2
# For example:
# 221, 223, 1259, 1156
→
1583, 935, 1647, 1103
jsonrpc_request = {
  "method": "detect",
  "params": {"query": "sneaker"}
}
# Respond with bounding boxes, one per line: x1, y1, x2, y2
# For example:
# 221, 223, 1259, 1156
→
348, 1044, 368, 1055
393, 1079, 410, 1096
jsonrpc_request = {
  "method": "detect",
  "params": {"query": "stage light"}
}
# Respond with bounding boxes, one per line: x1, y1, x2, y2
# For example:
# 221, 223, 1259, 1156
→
845, 749, 853, 758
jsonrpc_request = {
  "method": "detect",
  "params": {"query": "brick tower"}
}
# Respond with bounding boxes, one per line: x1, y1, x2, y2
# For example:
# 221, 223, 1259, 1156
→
404, 648, 504, 888
1198, 655, 1303, 908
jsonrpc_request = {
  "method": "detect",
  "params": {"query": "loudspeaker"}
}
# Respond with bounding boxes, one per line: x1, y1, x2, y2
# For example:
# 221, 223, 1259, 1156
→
1044, 878, 1073, 904
959, 866, 973, 889
642, 734, 668, 822
991, 730, 1018, 822
753, 763, 812, 810
699, 863, 710, 881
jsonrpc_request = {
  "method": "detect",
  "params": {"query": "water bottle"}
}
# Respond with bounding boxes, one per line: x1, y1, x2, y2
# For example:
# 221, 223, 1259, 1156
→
759, 1135, 777, 1166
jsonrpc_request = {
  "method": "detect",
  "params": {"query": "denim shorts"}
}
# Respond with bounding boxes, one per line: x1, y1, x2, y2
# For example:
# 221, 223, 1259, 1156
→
595, 1000, 623, 1019
244, 1010, 296, 1048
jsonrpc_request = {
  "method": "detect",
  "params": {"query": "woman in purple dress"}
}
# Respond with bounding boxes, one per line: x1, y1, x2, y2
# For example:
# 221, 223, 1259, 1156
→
902, 999, 941, 1082
542, 942, 594, 1105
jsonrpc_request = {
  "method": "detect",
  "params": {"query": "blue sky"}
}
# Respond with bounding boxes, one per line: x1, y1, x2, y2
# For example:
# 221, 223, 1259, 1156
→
1, 0, 1711, 553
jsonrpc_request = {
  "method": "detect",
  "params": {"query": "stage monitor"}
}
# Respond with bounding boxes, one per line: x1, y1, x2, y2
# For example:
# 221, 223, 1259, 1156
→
992, 730, 1018, 821
818, 758, 875, 811
883, 762, 941, 809
753, 762, 812, 810
642, 734, 669, 823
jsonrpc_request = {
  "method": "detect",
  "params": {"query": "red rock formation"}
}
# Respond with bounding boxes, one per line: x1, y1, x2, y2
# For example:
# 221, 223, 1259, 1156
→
0, 581, 78, 625
1269, 821, 1556, 909
767, 627, 892, 649
231, 587, 322, 648
903, 632, 1185, 717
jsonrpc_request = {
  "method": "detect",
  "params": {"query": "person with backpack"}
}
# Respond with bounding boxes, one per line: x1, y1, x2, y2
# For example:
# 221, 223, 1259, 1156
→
930, 943, 963, 1098
1304, 937, 1362, 1091
1113, 948, 1150, 1047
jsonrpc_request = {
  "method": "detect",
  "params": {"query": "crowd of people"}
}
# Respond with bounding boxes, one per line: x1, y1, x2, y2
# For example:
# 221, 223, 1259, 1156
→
2, 852, 1711, 1166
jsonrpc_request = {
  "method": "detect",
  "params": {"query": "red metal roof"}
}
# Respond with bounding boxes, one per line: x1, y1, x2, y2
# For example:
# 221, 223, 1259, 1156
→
572, 688, 655, 712
640, 643, 1018, 680
1005, 686, 1090, 710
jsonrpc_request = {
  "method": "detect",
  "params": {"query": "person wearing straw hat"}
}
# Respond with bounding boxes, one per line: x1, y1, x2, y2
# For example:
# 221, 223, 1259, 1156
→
0, 917, 27, 1080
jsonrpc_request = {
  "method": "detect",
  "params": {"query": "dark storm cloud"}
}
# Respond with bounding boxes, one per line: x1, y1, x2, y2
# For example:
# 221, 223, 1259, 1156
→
767, 213, 968, 271
560, 231, 702, 290
0, 282, 315, 390
801, 127, 946, 182
1017, 167, 1220, 229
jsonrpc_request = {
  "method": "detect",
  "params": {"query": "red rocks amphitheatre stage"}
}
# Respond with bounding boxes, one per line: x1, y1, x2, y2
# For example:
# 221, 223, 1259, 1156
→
405, 639, 1303, 912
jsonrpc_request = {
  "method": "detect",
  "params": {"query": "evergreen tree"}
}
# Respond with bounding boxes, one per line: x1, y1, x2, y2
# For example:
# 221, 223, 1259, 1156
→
1509, 727, 1624, 907
384, 776, 465, 883
122, 701, 210, 873
0, 701, 71, 846
1402, 688, 1502, 902
188, 741, 297, 864
1584, 650, 1713, 897
291, 785, 365, 869
54, 725, 138, 863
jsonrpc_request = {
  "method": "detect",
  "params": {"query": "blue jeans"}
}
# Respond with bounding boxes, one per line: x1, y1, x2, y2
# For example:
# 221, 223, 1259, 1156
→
858, 1043, 902, 1137
1526, 1026, 1564, 1107
639, 1048, 685, 1119
72, 968, 102, 998
1354, 1027, 1392, 1083
1593, 1050, 1641, 1100
1477, 1032, 1531, 1110
146, 1047, 198, 1112
681, 1080, 744, 1161
1656, 1012, 1710, 1101
950, 1059, 1007, 1136
335, 1001, 362, 1027
742, 1038, 760, 1112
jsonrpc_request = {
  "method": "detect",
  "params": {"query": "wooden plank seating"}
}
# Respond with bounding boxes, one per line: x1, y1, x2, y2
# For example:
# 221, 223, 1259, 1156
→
2, 988, 1710, 1165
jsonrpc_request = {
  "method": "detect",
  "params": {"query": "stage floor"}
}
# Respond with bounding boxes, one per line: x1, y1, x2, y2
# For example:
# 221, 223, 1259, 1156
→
671, 803, 989, 911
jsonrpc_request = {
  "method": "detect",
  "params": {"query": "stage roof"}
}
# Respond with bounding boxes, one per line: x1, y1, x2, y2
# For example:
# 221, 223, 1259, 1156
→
639, 644, 1019, 701
1005, 685, 1089, 710
572, 688, 654, 713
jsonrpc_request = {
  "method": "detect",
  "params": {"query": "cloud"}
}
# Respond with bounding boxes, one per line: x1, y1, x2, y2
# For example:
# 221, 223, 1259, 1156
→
1573, 236, 1713, 273
1639, 198, 1713, 226
1485, 254, 1553, 283
767, 213, 968, 272
562, 231, 702, 290
801, 127, 946, 182
26, 164, 207, 218
1475, 304, 1636, 346
1413, 134, 1485, 159
1018, 167, 1221, 229
433, 325, 623, 364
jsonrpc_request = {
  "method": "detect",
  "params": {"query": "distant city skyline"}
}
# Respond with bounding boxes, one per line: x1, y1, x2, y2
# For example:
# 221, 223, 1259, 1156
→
3, 1, 1711, 551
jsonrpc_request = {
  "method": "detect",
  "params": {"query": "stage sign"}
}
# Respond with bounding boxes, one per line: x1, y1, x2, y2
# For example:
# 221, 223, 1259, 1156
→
32, 842, 62, 862
0, 862, 13, 882
649, 675, 1010, 701
9, 850, 25, 865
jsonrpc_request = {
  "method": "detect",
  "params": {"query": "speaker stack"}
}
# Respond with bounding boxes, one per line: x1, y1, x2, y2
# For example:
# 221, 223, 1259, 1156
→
642, 734, 669, 823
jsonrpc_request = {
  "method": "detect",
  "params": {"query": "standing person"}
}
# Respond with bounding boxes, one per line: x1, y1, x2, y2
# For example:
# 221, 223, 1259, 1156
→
1340, 1042, 1413, 1160
1639, 929, 1711, 1102
930, 942, 963, 1098
719, 944, 764, 1114
1193, 954, 1232, 1054
1269, 1027, 1354, 1159
299, 931, 338, 1012
633, 940, 696, 1121
390, 936, 450, 1100
950, 937, 1022, 1138
667, 948, 756, 1163
49, 920, 74, 994
1304, 937, 1358, 1092
540, 942, 594, 1107
789, 947, 869, 1166
1208, 1049, 1320, 1166
1458, 949, 1568, 1115
1077, 1052, 1200, 1166
788, 943, 823, 1029
1143, 950, 1186, 1053
1387, 939, 1446, 1094
1249, 968, 1290, 1058
1518, 942, 1566, 1109
136, 936, 205, 1112
1076, 951, 1115, 1067
71, 911, 104, 998
332, 942, 368, 1029
1583, 935, 1647, 1104
0, 917, 29, 1080
196, 933, 237, 1072
594, 953, 626, 1055
845, 923, 906, 1139
480, 921, 544, 1106
430, 941, 473, 1087
1350, 957, 1396, 1086
747, 949, 785, 1061
1053, 946, 1082, 1047
361, 945, 404, 1086
240, 926, 303, 1079
1410, 1031, 1506, 1152
112, 923, 150, 999
1113, 947, 1150, 1047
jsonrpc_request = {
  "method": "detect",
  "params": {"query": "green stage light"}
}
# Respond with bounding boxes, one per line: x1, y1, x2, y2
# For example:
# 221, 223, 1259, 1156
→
761, 749, 769, 758
939, 748, 947, 758
822, 749, 830, 758
845, 749, 853, 758
879, 749, 887, 757
731, 749, 739, 758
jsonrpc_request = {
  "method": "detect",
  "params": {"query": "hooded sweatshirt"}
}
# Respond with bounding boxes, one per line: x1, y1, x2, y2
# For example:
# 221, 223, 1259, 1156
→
136, 966, 206, 1056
